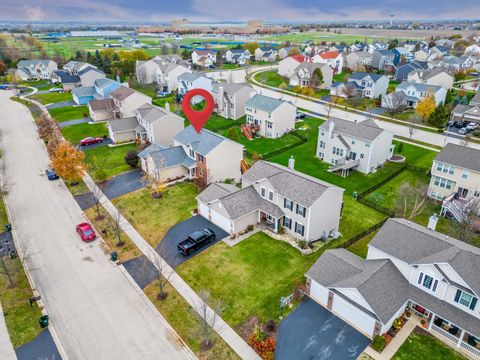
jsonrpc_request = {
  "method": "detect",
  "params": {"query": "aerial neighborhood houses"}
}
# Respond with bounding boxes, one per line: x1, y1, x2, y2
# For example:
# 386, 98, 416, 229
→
383, 82, 447, 109
428, 143, 480, 222
311, 50, 344, 73
244, 94, 296, 139
225, 49, 251, 64
198, 160, 344, 240
156, 63, 191, 93
346, 51, 373, 71
288, 62, 333, 88
331, 72, 389, 99
317, 118, 394, 175
178, 71, 213, 103
371, 50, 396, 71
407, 68, 454, 90
254, 47, 278, 62
306, 217, 480, 359
14, 59, 58, 80
451, 93, 480, 124
72, 78, 121, 105
135, 55, 182, 84
191, 49, 216, 67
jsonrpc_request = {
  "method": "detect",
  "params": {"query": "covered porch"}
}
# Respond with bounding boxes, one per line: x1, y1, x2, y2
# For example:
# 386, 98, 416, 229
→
258, 211, 283, 233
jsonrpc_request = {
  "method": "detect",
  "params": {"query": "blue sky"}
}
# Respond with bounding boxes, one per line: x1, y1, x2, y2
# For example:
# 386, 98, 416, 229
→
2, 0, 480, 21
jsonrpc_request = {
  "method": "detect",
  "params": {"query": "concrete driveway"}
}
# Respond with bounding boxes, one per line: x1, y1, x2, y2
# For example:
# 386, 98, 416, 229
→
45, 100, 76, 109
77, 138, 112, 150
156, 215, 228, 268
275, 298, 370, 360
102, 169, 144, 199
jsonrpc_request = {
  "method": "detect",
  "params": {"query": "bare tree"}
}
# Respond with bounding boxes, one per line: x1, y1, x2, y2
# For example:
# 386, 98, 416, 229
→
342, 83, 356, 99
407, 114, 422, 140
109, 210, 124, 247
192, 290, 224, 349
151, 254, 172, 300
395, 182, 428, 219
0, 255, 18, 288
92, 185, 104, 221
325, 95, 340, 120
451, 199, 480, 245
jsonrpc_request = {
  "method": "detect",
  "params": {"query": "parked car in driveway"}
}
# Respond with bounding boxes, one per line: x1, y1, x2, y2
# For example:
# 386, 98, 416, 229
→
177, 229, 215, 256
76, 222, 97, 242
49, 87, 63, 93
296, 112, 306, 120
458, 127, 471, 135
45, 169, 59, 180
80, 137, 103, 146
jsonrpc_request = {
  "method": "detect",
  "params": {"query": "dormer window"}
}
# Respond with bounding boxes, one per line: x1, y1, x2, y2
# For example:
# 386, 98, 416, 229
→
418, 272, 438, 292
455, 289, 478, 310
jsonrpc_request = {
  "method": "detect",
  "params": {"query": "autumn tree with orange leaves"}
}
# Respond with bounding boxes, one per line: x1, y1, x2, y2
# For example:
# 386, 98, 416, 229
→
51, 141, 85, 181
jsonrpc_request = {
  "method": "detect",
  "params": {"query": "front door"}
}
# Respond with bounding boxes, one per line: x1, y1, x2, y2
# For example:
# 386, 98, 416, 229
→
457, 187, 469, 199
350, 152, 357, 160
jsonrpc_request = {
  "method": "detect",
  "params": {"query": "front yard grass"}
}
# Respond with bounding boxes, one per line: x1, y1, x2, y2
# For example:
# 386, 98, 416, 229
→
254, 70, 285, 87
392, 329, 466, 360
83, 144, 138, 181
49, 105, 88, 122
152, 94, 175, 109
85, 206, 141, 262
394, 140, 437, 168
177, 232, 317, 328
145, 280, 239, 360
28, 92, 72, 105
112, 182, 198, 247
347, 231, 378, 259
61, 122, 108, 145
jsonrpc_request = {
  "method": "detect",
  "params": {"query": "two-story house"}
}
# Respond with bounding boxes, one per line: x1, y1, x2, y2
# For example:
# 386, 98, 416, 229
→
72, 78, 122, 105
212, 82, 256, 120
346, 52, 373, 71
177, 72, 213, 104
254, 47, 278, 62
367, 42, 388, 54
383, 82, 447, 109
427, 143, 480, 222
288, 62, 333, 89
451, 93, 480, 124
156, 63, 191, 93
394, 61, 428, 81
63, 61, 97, 75
317, 118, 394, 175
197, 160, 344, 240
407, 68, 454, 90
109, 86, 152, 118
133, 103, 184, 145
191, 50, 216, 67
244, 94, 296, 139
16, 60, 58, 80
225, 49, 251, 64
371, 50, 396, 71
78, 66, 106, 87
278, 55, 309, 78
135, 55, 181, 84
306, 217, 480, 360
138, 125, 244, 183
311, 51, 344, 74
330, 72, 389, 99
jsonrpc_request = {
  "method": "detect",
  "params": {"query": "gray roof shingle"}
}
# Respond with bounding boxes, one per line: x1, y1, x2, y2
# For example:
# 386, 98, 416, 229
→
245, 94, 286, 113
148, 146, 196, 169
174, 125, 242, 156
319, 118, 384, 142
107, 117, 138, 132
434, 143, 480, 172
197, 183, 238, 203
242, 160, 342, 207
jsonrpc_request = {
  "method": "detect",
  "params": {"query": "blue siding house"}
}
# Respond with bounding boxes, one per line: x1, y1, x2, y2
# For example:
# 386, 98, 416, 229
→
72, 78, 122, 105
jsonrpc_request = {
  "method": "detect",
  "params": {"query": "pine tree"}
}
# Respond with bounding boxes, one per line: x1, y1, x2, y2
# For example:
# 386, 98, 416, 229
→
102, 55, 111, 74
428, 104, 449, 128
113, 52, 120, 61
75, 50, 83, 61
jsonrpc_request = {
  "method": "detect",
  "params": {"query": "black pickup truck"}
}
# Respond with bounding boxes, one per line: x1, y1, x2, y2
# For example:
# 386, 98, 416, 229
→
177, 229, 215, 256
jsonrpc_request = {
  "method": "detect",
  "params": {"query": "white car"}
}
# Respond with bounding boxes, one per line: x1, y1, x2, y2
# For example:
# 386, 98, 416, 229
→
49, 87, 63, 93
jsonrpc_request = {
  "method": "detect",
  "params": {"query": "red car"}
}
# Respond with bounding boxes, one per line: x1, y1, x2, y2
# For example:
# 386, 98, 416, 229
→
76, 222, 97, 242
80, 137, 103, 146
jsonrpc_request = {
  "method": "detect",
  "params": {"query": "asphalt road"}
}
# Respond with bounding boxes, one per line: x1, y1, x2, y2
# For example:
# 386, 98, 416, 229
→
0, 91, 195, 360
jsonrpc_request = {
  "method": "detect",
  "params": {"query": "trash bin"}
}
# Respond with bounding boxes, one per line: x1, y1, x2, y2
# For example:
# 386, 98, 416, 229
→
39, 315, 49, 328
110, 252, 118, 262
4, 224, 12, 232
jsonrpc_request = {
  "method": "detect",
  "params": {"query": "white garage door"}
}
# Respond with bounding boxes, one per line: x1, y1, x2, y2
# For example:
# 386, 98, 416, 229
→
331, 295, 376, 337
309, 281, 329, 305
210, 210, 231, 233
198, 202, 210, 218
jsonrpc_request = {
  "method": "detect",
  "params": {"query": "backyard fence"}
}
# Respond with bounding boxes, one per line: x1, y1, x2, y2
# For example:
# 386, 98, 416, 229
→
340, 218, 390, 249
356, 164, 407, 199
261, 131, 307, 160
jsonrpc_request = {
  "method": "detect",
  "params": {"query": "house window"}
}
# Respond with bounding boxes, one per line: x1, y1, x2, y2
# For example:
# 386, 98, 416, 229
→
462, 170, 469, 179
284, 216, 292, 229
261, 187, 266, 198
268, 190, 274, 201
455, 289, 478, 310
319, 140, 325, 149
318, 152, 324, 158
332, 147, 344, 156
197, 154, 204, 163
351, 140, 355, 145
475, 191, 480, 197
418, 272, 438, 292
433, 176, 453, 190
296, 204, 306, 217
436, 162, 455, 175
365, 142, 371, 147
266, 121, 273, 129
360, 154, 364, 159
189, 149, 194, 158
284, 198, 293, 211
295, 222, 305, 236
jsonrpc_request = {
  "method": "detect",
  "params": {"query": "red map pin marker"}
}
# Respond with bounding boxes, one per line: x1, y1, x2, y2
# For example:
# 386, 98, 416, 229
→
182, 89, 215, 133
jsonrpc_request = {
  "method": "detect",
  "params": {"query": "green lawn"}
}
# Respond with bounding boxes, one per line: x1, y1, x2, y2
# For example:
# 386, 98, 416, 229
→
0, 193, 8, 226
152, 94, 176, 109
347, 231, 378, 259
393, 329, 466, 360
83, 144, 138, 181
217, 127, 300, 156
204, 114, 244, 131
333, 72, 350, 83
177, 232, 317, 328
339, 197, 386, 239
394, 141, 437, 168
61, 122, 108, 145
28, 92, 72, 105
49, 105, 89, 122
254, 70, 285, 87
132, 83, 156, 99
112, 183, 198, 247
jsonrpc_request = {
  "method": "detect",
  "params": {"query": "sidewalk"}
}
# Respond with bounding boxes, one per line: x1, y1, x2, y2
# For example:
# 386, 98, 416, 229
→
0, 302, 16, 360
83, 174, 260, 360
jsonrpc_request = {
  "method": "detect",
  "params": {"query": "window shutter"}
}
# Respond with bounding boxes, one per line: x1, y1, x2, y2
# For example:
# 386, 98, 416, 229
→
418, 272, 424, 285
432, 280, 438, 292
470, 297, 478, 311
454, 289, 462, 303
284, 198, 287, 208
